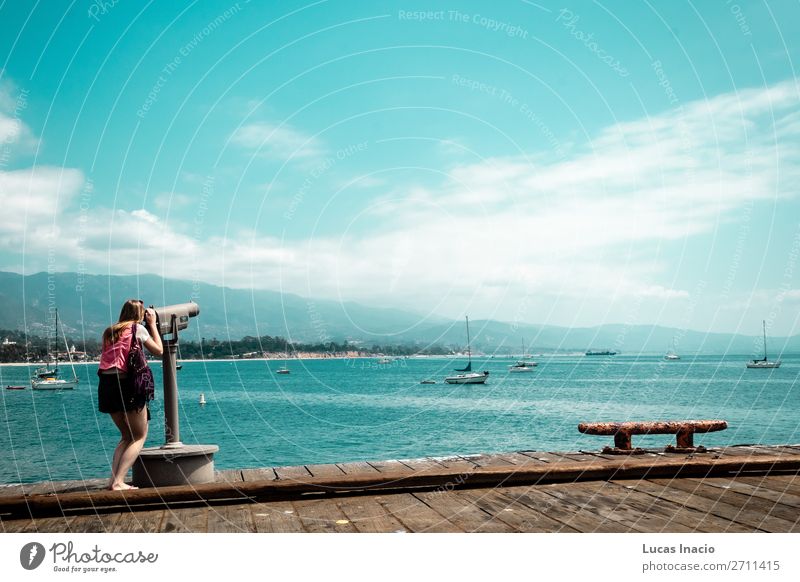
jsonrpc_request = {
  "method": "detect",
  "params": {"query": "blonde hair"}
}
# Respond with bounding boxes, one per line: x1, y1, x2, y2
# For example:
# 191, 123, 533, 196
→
102, 299, 145, 346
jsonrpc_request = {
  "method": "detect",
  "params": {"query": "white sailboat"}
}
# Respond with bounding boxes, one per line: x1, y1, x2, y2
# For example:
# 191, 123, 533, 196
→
445, 316, 489, 384
746, 320, 781, 369
509, 338, 537, 372
664, 338, 680, 361
31, 309, 79, 390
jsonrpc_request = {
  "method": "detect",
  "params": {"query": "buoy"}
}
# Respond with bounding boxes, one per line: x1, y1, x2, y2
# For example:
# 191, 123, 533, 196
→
199, 393, 206, 405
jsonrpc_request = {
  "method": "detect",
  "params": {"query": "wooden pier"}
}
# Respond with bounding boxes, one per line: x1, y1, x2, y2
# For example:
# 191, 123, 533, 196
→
1, 444, 799, 533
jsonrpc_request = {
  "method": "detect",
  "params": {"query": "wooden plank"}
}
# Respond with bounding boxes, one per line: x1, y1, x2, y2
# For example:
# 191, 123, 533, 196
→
499, 487, 633, 533
535, 480, 697, 533
456, 487, 580, 533
516, 451, 570, 464
394, 458, 446, 471
736, 475, 800, 496
626, 479, 775, 532
366, 459, 416, 474
683, 476, 800, 508
33, 515, 76, 532
458, 453, 516, 468
374, 492, 462, 533
335, 461, 381, 475
1, 518, 35, 532
215, 469, 243, 483
251, 501, 305, 533
111, 510, 164, 533
291, 498, 359, 532
273, 465, 312, 481
305, 464, 347, 478
241, 468, 277, 482
427, 456, 480, 472
0, 485, 26, 498
501, 452, 551, 467
207, 503, 255, 533
412, 490, 515, 533
606, 480, 754, 533
5, 453, 799, 519
648, 477, 800, 528
335, 495, 407, 533
69, 513, 120, 533
160, 507, 209, 533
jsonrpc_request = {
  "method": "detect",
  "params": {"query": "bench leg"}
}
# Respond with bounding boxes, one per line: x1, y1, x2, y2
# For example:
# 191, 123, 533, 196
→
601, 430, 646, 454
614, 430, 632, 450
665, 428, 707, 453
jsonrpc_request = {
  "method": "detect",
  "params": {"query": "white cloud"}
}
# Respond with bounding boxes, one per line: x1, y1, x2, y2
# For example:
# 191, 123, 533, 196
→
0, 167, 84, 241
5, 81, 800, 329
230, 122, 325, 161
0, 78, 37, 154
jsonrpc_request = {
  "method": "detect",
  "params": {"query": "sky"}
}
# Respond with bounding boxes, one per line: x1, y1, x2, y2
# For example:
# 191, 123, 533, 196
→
1, 0, 800, 336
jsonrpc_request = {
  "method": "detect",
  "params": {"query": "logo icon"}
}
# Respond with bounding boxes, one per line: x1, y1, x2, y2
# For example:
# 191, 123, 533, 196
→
20, 542, 46, 570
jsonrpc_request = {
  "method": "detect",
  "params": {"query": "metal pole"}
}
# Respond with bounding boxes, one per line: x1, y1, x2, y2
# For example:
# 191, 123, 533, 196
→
162, 334, 182, 448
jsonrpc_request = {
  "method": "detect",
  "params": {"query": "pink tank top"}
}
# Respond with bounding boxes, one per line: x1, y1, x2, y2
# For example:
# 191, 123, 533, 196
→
99, 324, 135, 372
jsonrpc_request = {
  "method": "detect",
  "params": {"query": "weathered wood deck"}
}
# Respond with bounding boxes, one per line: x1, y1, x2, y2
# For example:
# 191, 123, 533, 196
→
1, 444, 799, 533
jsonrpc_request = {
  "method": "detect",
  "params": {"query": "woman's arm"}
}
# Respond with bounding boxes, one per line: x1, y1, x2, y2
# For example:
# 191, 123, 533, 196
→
143, 308, 164, 356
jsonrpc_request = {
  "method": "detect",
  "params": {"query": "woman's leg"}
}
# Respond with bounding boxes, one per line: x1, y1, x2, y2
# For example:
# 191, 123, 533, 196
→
108, 412, 133, 489
109, 407, 148, 490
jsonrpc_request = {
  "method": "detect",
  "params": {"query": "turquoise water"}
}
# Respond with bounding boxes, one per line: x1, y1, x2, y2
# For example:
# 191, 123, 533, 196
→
1, 355, 799, 483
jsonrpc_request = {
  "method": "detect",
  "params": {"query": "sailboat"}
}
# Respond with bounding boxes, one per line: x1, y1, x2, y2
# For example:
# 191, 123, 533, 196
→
509, 338, 537, 372
444, 316, 489, 384
664, 338, 680, 360
31, 309, 79, 390
746, 320, 781, 369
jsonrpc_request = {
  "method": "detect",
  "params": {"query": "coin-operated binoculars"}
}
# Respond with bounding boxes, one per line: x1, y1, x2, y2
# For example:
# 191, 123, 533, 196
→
132, 301, 219, 487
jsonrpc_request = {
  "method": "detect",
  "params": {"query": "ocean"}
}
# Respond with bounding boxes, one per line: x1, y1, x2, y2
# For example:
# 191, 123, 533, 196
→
1, 355, 798, 484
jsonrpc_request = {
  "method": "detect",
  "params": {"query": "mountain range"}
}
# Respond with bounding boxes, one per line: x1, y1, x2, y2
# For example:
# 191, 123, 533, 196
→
0, 271, 797, 356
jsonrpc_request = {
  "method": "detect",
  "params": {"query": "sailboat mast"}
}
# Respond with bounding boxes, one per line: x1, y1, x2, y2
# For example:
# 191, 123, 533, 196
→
465, 316, 472, 363
763, 320, 768, 361
54, 308, 59, 372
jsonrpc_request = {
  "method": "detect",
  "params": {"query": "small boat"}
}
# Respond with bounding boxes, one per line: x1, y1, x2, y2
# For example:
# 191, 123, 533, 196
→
420, 379, 436, 384
664, 338, 680, 360
6, 385, 26, 390
509, 338, 537, 372
376, 357, 392, 364
444, 371, 490, 384
746, 321, 781, 368
444, 316, 488, 385
276, 367, 290, 375
31, 309, 79, 390
199, 393, 206, 405
585, 350, 617, 356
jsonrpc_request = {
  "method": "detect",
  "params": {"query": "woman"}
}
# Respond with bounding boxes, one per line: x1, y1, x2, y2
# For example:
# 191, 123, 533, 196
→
98, 299, 163, 490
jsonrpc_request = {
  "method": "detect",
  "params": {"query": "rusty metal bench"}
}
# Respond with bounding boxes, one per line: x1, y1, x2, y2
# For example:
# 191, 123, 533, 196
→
578, 420, 728, 454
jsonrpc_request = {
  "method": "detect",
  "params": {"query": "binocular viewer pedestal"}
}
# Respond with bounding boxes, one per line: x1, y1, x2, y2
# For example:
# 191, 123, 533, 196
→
131, 301, 219, 488
132, 444, 219, 487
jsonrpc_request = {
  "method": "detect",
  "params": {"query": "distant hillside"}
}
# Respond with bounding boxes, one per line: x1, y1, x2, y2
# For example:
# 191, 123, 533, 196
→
0, 271, 797, 356
0, 271, 442, 343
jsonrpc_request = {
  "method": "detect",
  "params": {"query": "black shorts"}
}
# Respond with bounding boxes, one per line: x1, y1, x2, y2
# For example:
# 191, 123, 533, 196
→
97, 373, 151, 420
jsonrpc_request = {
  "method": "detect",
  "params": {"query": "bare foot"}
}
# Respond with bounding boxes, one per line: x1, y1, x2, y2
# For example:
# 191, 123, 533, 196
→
109, 483, 138, 491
